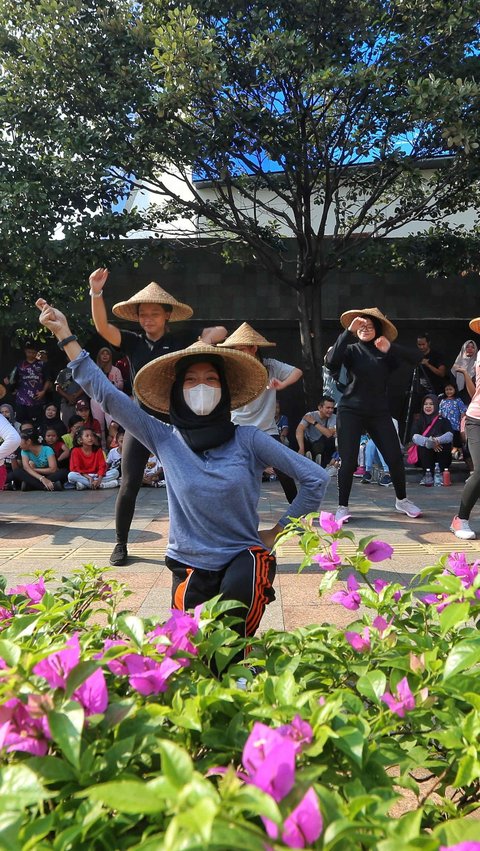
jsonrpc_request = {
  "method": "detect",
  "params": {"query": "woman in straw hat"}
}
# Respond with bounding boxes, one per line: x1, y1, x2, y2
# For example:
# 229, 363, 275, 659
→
89, 267, 226, 566
326, 308, 423, 522
37, 298, 327, 651
450, 317, 480, 540
218, 322, 303, 503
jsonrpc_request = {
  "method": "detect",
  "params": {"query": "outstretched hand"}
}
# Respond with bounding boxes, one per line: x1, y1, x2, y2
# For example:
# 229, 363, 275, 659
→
36, 299, 71, 340
374, 336, 391, 353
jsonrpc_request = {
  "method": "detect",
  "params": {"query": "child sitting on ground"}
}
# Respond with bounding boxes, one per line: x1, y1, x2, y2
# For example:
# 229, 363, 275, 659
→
61, 415, 84, 450
106, 428, 124, 478
67, 426, 120, 490
439, 382, 467, 460
44, 425, 70, 469
142, 452, 165, 487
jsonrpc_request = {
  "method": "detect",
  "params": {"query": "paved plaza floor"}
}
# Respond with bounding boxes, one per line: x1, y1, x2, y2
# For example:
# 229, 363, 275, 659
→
1, 467, 479, 631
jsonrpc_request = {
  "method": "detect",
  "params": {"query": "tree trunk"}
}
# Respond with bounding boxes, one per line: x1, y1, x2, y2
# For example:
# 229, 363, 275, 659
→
296, 288, 317, 407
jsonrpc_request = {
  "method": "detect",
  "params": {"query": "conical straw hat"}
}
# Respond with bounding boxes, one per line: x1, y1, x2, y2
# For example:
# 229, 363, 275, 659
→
134, 340, 268, 414
113, 282, 193, 322
469, 317, 480, 334
339, 307, 398, 342
217, 322, 276, 348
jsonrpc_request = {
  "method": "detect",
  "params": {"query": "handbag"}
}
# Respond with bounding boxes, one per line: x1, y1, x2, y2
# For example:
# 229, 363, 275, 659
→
407, 416, 439, 465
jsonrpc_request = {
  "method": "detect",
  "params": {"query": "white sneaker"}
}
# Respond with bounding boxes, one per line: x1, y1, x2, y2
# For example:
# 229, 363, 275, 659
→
395, 497, 422, 518
450, 516, 476, 540
75, 482, 87, 491
100, 480, 119, 489
335, 506, 350, 523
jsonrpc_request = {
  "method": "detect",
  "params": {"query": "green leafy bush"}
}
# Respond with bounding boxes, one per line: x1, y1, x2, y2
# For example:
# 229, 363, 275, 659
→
0, 513, 479, 850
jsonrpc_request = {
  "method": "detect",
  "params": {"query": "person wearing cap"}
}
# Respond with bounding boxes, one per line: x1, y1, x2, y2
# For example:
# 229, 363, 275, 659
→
451, 316, 480, 540
218, 322, 303, 503
36, 298, 328, 652
89, 267, 226, 566
5, 340, 52, 425
74, 399, 102, 444
326, 308, 424, 522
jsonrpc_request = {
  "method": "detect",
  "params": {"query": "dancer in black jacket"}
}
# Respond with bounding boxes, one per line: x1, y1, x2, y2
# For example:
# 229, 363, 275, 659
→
326, 307, 423, 523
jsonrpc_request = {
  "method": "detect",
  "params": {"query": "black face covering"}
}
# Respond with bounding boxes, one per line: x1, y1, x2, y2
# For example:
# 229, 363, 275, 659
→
169, 354, 235, 452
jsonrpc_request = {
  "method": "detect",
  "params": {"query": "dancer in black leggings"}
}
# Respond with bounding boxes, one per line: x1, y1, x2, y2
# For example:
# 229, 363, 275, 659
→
451, 316, 480, 540
89, 268, 226, 565
326, 307, 423, 523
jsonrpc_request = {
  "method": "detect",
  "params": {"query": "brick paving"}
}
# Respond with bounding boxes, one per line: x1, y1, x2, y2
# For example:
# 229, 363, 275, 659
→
0, 466, 478, 631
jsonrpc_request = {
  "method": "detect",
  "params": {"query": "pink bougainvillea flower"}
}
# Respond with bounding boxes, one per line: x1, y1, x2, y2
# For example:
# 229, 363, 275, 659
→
374, 579, 389, 593
446, 552, 479, 589
34, 634, 108, 715
148, 606, 201, 661
364, 540, 393, 563
33, 633, 81, 688
312, 541, 342, 571
277, 715, 313, 753
318, 511, 347, 534
75, 668, 108, 716
345, 627, 371, 652
0, 697, 51, 756
331, 574, 361, 610
263, 786, 323, 848
242, 722, 296, 802
282, 787, 323, 848
440, 844, 480, 851
422, 593, 450, 613
8, 576, 46, 603
381, 676, 415, 717
128, 656, 183, 696
372, 615, 392, 636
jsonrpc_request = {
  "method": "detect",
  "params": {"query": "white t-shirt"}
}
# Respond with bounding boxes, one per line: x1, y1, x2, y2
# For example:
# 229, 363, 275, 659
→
231, 358, 295, 435
0, 414, 21, 466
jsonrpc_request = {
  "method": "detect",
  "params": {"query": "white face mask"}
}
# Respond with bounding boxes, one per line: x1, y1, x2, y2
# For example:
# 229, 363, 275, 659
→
183, 384, 221, 416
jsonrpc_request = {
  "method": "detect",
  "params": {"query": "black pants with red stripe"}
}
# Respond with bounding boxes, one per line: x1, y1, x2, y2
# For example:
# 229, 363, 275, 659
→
166, 547, 276, 662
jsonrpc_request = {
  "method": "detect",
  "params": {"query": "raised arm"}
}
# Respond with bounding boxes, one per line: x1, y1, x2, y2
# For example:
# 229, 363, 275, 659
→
36, 300, 165, 455
89, 268, 122, 349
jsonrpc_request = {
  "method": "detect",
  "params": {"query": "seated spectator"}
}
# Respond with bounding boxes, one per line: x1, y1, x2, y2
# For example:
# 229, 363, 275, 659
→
439, 383, 467, 455
361, 419, 400, 486
296, 396, 336, 467
91, 347, 125, 447
0, 403, 20, 432
362, 440, 392, 486
106, 428, 124, 478
142, 452, 165, 487
61, 415, 84, 450
411, 395, 453, 483
275, 401, 289, 445
13, 424, 67, 491
106, 420, 121, 450
0, 410, 21, 491
44, 425, 70, 469
74, 399, 102, 446
68, 426, 120, 490
451, 339, 477, 404
39, 402, 65, 438
55, 363, 85, 428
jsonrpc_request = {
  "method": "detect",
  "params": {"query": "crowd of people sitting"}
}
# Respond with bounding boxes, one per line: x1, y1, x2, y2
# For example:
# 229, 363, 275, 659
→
0, 329, 476, 497
0, 339, 164, 493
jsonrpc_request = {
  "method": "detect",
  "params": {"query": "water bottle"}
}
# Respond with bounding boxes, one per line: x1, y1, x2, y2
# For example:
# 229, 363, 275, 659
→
434, 463, 442, 487
424, 468, 434, 487
442, 469, 451, 487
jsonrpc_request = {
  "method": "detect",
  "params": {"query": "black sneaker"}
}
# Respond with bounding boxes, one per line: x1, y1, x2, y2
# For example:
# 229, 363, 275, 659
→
53, 481, 63, 491
361, 471, 372, 484
110, 543, 128, 566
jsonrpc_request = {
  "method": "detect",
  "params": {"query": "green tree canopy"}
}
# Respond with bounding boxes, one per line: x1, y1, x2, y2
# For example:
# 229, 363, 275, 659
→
1, 0, 479, 391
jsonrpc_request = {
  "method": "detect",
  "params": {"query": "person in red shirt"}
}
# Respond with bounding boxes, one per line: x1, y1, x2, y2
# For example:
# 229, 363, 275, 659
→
67, 427, 119, 490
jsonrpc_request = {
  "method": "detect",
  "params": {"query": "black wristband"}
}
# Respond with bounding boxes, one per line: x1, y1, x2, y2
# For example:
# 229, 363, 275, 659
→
57, 335, 78, 350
